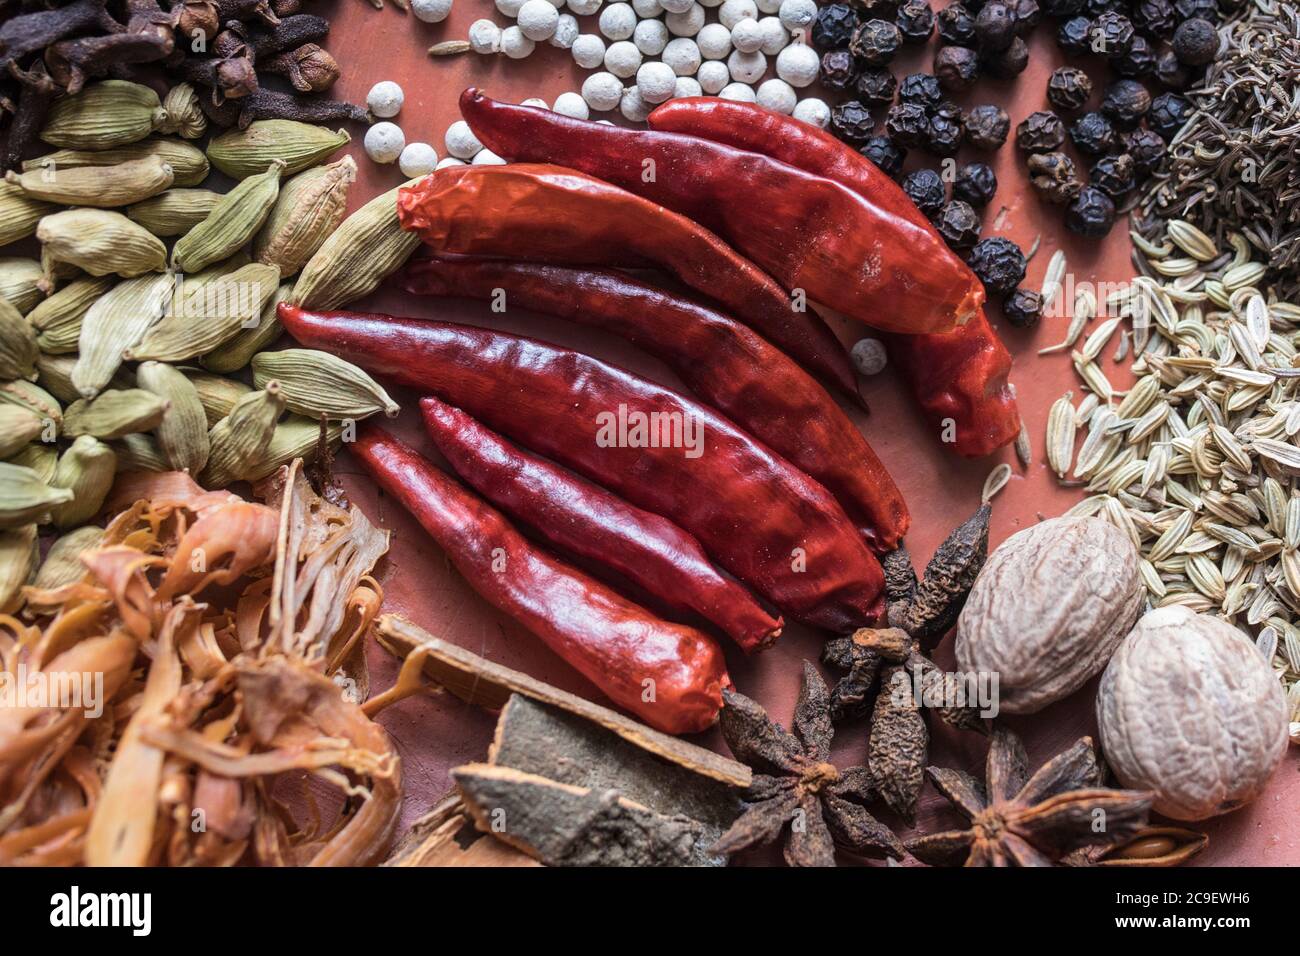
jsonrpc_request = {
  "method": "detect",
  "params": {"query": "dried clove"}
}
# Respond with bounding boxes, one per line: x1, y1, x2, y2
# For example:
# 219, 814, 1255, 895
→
46, 30, 173, 94
215, 0, 280, 26
2, 60, 57, 171
0, 0, 123, 74
175, 0, 220, 42
223, 87, 368, 129
262, 43, 337, 93
172, 49, 259, 102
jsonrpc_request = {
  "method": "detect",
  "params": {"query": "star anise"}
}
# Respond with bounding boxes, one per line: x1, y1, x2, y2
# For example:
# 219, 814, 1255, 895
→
906, 727, 1154, 867
821, 505, 992, 823
709, 662, 905, 867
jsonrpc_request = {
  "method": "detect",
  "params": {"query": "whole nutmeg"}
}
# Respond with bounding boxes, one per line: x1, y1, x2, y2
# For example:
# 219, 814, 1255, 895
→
1097, 605, 1288, 821
955, 516, 1143, 714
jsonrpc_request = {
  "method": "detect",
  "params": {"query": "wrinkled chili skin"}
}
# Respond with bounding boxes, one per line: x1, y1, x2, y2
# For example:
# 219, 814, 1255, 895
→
420, 394, 783, 652
461, 90, 980, 337
396, 162, 860, 404
353, 426, 729, 735
280, 304, 886, 631
403, 257, 910, 549
647, 97, 1021, 458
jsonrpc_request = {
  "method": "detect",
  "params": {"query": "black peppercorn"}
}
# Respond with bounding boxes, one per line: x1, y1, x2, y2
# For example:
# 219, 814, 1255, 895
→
954, 161, 998, 206
895, 0, 936, 42
967, 237, 1027, 295
851, 19, 904, 65
937, 2, 977, 44
1003, 288, 1043, 327
1132, 0, 1176, 38
934, 200, 982, 251
1148, 90, 1193, 140
1065, 185, 1117, 236
855, 68, 898, 104
1010, 0, 1041, 34
901, 167, 947, 217
1069, 111, 1116, 155
1173, 0, 1217, 22
1089, 11, 1135, 56
1124, 128, 1165, 173
831, 100, 876, 144
933, 99, 962, 121
1089, 152, 1135, 197
981, 36, 1030, 78
974, 1, 1017, 51
1154, 49, 1191, 88
1047, 67, 1093, 111
1016, 110, 1066, 150
860, 135, 907, 177
963, 103, 1010, 148
820, 50, 860, 89
1112, 34, 1157, 77
885, 102, 931, 146
1056, 16, 1092, 54
812, 3, 860, 49
1101, 78, 1151, 129
1083, 0, 1122, 15
1027, 151, 1083, 203
926, 113, 965, 155
1041, 0, 1083, 16
858, 0, 902, 16
1172, 17, 1217, 65
935, 44, 980, 90
898, 72, 943, 108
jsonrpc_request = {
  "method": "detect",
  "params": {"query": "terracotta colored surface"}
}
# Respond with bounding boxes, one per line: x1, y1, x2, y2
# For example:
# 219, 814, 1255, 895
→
313, 0, 1298, 865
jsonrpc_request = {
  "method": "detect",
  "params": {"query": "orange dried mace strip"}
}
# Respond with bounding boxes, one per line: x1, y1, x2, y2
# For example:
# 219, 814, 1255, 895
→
0, 462, 397, 867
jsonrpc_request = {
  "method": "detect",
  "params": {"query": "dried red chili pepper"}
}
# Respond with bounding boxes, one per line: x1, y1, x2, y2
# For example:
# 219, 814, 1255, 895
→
395, 162, 860, 403
403, 257, 909, 549
646, 97, 1021, 458
353, 426, 729, 735
279, 304, 886, 631
420, 394, 783, 652
459, 89, 982, 336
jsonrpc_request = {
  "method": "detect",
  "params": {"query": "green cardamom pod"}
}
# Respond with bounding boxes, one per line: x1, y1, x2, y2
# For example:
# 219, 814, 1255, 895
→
63, 388, 169, 440
202, 382, 286, 487
200, 280, 292, 374
5, 155, 174, 208
291, 183, 420, 309
6, 442, 57, 483
184, 370, 252, 426
27, 138, 210, 187
0, 256, 45, 314
37, 209, 168, 279
72, 272, 174, 399
128, 262, 280, 362
127, 188, 222, 237
157, 83, 207, 140
40, 80, 166, 150
207, 121, 349, 179
0, 379, 62, 434
0, 524, 37, 612
113, 433, 168, 472
36, 354, 82, 404
0, 180, 57, 247
245, 415, 343, 483
252, 348, 399, 420
254, 156, 356, 277
34, 525, 103, 590
49, 435, 117, 528
0, 406, 44, 459
27, 275, 115, 355
0, 298, 39, 381
0, 461, 74, 529
136, 360, 210, 474
172, 161, 285, 274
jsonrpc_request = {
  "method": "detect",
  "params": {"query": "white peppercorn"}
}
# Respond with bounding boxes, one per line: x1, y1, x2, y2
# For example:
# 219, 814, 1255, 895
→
696, 22, 732, 58
775, 41, 818, 87
665, 2, 706, 35
634, 0, 664, 12
398, 142, 439, 178
662, 37, 702, 74
582, 71, 625, 111
636, 61, 678, 103
757, 16, 789, 53
756, 0, 780, 11
598, 2, 637, 39
521, 97, 550, 109
620, 85, 653, 121
411, 0, 454, 23
550, 13, 580, 47
726, 48, 766, 82
517, 0, 559, 40
567, 0, 601, 11
660, 0, 696, 11
698, 0, 723, 6
792, 96, 829, 127
553, 91, 591, 119
445, 120, 483, 159
571, 33, 607, 68
673, 76, 703, 98
495, 0, 526, 15
364, 122, 404, 164
435, 156, 467, 170
604, 40, 643, 77
730, 17, 764, 52
756, 77, 796, 113
633, 18, 670, 54
468, 19, 502, 54
366, 81, 404, 118
500, 25, 536, 58
472, 148, 507, 166
719, 81, 757, 102
696, 58, 730, 93
719, 0, 758, 29
851, 337, 887, 375
778, 0, 815, 31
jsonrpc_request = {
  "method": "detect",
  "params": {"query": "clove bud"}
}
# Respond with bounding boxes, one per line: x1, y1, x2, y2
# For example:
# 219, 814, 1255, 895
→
263, 44, 338, 93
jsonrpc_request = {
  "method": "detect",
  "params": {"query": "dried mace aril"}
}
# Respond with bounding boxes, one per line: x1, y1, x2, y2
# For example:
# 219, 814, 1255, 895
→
963, 103, 1009, 149
906, 727, 1153, 867
709, 663, 905, 867
1027, 151, 1082, 204
1016, 110, 1066, 151
1046, 66, 1092, 112
851, 18, 904, 65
